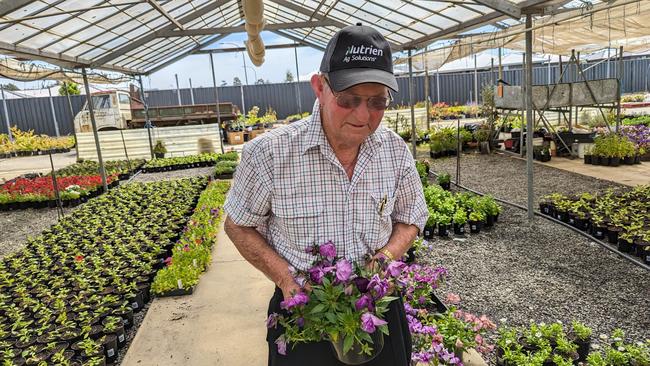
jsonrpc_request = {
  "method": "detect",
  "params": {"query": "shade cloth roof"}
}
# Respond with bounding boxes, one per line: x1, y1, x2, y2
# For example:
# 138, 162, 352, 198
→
399, 0, 650, 70
0, 0, 571, 76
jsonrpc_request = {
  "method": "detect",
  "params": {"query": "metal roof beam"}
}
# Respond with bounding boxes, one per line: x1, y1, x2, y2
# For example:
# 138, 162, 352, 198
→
401, 0, 549, 49
0, 0, 32, 17
0, 39, 142, 74
145, 0, 185, 30
144, 34, 230, 75
91, 0, 231, 68
157, 20, 339, 37
269, 30, 326, 51
194, 42, 308, 54
472, 0, 521, 19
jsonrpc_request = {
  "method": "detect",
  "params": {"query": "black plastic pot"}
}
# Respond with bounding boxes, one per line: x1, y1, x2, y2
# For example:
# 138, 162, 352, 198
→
453, 222, 465, 235
584, 155, 592, 164
468, 220, 481, 234
623, 156, 634, 165
591, 226, 606, 240
606, 227, 620, 245
439, 182, 451, 191
555, 210, 568, 223
423, 226, 435, 240
610, 157, 620, 167
617, 238, 633, 253
437, 223, 449, 237
484, 214, 495, 228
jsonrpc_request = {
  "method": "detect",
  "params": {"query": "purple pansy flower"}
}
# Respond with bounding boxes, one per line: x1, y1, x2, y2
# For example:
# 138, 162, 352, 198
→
360, 312, 387, 333
335, 259, 353, 282
266, 313, 279, 329
387, 261, 406, 277
354, 294, 374, 312
319, 241, 336, 260
353, 277, 370, 293
280, 291, 309, 310
275, 335, 287, 355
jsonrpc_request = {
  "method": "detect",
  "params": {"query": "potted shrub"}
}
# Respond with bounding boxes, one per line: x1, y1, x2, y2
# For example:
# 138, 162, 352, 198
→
468, 210, 484, 234
437, 172, 451, 191
423, 210, 437, 239
437, 213, 451, 237
569, 320, 592, 361
453, 208, 467, 235
153, 140, 167, 159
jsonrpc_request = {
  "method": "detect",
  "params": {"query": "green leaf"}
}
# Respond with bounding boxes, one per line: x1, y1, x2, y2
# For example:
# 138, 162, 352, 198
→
343, 334, 354, 354
310, 304, 325, 314
325, 312, 337, 324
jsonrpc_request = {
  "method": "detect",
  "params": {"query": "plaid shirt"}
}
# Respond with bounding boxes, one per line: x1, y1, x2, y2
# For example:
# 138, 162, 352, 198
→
224, 102, 428, 271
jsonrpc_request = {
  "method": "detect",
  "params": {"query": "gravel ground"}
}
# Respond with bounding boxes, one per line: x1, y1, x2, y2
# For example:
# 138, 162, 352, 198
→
422, 152, 623, 206
417, 152, 649, 352
131, 166, 214, 183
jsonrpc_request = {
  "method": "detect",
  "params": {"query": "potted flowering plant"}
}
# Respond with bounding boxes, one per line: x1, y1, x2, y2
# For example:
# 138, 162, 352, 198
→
267, 242, 405, 365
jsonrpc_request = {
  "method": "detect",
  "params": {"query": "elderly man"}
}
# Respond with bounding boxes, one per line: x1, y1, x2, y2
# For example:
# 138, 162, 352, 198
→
224, 23, 428, 366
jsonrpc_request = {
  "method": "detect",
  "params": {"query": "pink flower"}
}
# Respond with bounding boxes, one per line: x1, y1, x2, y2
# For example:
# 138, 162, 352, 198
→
360, 312, 387, 333
355, 294, 374, 312
319, 241, 336, 259
280, 291, 309, 310
266, 313, 279, 329
275, 335, 287, 355
387, 261, 406, 277
335, 259, 352, 282
446, 293, 461, 304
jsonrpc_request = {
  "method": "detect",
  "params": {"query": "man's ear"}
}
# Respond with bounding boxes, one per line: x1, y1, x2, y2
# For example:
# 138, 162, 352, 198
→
310, 74, 324, 100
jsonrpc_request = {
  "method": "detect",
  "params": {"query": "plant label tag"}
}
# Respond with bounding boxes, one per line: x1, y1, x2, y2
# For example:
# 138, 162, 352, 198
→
193, 259, 197, 267
107, 348, 115, 357
177, 279, 183, 289
569, 218, 574, 224
132, 302, 138, 309
471, 225, 477, 230
459, 227, 464, 233
118, 334, 125, 342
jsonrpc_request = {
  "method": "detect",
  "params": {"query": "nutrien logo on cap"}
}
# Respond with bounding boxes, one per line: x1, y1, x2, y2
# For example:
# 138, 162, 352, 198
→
342, 44, 384, 63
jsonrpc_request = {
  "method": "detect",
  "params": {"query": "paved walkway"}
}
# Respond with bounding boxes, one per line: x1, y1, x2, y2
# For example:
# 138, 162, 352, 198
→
0, 151, 78, 182
122, 222, 273, 366
538, 157, 650, 187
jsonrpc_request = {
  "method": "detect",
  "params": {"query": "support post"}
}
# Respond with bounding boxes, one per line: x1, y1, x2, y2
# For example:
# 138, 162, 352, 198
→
525, 14, 534, 221
294, 42, 302, 114
49, 151, 64, 219
424, 47, 430, 131
242, 52, 249, 85
209, 52, 225, 154
436, 69, 441, 104
175, 73, 182, 105
456, 118, 461, 185
240, 84, 246, 116
81, 67, 108, 192
474, 54, 479, 106
520, 53, 525, 157
137, 75, 154, 159
0, 84, 12, 142
498, 47, 503, 81
547, 55, 552, 84
47, 86, 61, 137
617, 46, 624, 132
64, 86, 79, 156
408, 49, 417, 159
189, 78, 195, 105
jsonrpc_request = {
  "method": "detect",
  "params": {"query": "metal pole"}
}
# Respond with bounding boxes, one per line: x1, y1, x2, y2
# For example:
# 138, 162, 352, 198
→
60, 76, 80, 157
520, 53, 525, 157
525, 14, 534, 221
558, 55, 563, 125
607, 48, 611, 78
189, 78, 195, 105
424, 47, 430, 131
498, 47, 503, 81
242, 52, 249, 85
81, 67, 108, 192
49, 151, 64, 219
474, 54, 479, 106
240, 84, 246, 116
408, 49, 417, 158
294, 42, 303, 113
175, 74, 182, 105
436, 69, 441, 103
47, 86, 61, 137
137, 75, 154, 159
547, 55, 552, 84
617, 46, 624, 132
119, 129, 132, 172
491, 58, 494, 86
209, 52, 225, 154
456, 118, 461, 185
0, 84, 13, 142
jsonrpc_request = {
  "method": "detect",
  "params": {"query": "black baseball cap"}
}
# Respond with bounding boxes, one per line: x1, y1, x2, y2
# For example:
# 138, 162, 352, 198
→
320, 23, 398, 92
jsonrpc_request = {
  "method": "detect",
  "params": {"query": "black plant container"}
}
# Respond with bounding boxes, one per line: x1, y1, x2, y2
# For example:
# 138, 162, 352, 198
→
468, 220, 481, 234
423, 226, 435, 239
437, 223, 449, 237
453, 223, 465, 235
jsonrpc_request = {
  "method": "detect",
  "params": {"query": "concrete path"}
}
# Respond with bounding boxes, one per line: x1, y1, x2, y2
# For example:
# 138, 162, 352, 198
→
538, 157, 650, 187
121, 223, 274, 366
0, 151, 78, 182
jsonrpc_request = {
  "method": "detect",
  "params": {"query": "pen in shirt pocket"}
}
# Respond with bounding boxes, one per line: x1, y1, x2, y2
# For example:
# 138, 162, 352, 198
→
378, 195, 387, 215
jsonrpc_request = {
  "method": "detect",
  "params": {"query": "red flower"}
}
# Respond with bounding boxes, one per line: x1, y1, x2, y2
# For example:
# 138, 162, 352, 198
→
74, 255, 84, 262
195, 239, 202, 245
163, 257, 173, 266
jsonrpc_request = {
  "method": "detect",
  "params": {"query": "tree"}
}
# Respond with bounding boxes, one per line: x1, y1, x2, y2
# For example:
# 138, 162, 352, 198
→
1, 83, 19, 91
233, 77, 242, 86
255, 78, 266, 85
284, 70, 294, 83
59, 81, 80, 96
220, 80, 228, 87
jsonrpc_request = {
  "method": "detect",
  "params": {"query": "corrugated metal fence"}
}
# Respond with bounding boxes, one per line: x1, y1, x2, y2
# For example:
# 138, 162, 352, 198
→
2, 56, 649, 137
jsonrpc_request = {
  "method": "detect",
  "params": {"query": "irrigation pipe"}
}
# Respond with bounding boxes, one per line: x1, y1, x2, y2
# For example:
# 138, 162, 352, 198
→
427, 169, 650, 271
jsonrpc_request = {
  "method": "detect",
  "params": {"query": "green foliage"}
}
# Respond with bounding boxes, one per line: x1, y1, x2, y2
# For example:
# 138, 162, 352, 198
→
436, 172, 451, 185
571, 320, 592, 340
153, 140, 167, 154
591, 133, 636, 158
58, 82, 80, 96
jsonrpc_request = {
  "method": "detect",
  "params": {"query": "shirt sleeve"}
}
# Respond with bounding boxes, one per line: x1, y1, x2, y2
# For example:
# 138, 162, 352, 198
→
223, 139, 273, 227
391, 145, 428, 233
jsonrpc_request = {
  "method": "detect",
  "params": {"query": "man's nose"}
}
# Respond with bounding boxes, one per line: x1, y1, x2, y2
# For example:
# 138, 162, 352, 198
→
352, 100, 371, 122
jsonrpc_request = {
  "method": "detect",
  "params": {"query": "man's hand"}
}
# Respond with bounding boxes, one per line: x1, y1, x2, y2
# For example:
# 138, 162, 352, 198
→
278, 276, 312, 301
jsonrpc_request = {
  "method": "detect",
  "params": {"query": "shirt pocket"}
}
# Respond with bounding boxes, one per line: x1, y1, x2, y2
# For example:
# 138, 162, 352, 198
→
355, 191, 396, 250
271, 195, 324, 253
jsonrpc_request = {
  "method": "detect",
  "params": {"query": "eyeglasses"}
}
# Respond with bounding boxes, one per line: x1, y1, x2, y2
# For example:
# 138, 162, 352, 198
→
323, 77, 391, 111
